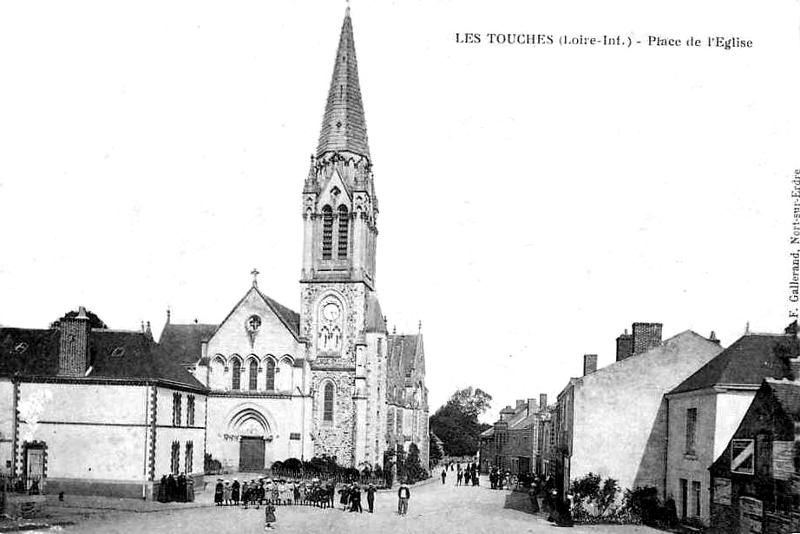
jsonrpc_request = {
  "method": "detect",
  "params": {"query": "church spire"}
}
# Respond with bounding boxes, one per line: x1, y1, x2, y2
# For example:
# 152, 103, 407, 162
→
316, 7, 370, 161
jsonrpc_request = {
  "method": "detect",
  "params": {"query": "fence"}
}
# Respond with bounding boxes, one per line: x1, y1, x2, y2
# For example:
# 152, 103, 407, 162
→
267, 468, 387, 488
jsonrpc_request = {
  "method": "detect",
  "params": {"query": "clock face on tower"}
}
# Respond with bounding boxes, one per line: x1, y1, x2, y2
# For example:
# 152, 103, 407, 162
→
322, 303, 340, 321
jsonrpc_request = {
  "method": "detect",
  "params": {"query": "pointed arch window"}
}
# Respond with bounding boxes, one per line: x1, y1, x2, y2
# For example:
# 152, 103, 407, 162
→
337, 205, 349, 259
231, 359, 241, 390
248, 359, 258, 390
323, 382, 334, 422
322, 205, 334, 260
265, 359, 275, 390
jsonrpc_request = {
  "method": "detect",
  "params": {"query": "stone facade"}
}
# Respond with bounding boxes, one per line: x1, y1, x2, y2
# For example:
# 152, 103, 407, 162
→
162, 8, 429, 474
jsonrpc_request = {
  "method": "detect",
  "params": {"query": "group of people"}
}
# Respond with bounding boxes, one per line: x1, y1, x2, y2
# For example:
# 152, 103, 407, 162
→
528, 475, 574, 527
440, 462, 480, 486
336, 482, 378, 513
213, 477, 336, 508
156, 473, 194, 503
488, 467, 513, 490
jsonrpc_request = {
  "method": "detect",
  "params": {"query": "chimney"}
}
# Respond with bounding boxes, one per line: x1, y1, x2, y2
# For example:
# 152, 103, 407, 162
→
632, 322, 663, 356
709, 331, 720, 344
583, 354, 598, 376
499, 405, 515, 421
527, 398, 538, 415
516, 399, 526, 411
59, 306, 90, 376
201, 340, 209, 360
539, 393, 548, 409
616, 329, 634, 361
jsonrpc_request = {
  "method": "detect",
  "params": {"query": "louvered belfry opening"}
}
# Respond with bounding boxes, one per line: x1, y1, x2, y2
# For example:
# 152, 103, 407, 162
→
322, 205, 334, 259
337, 205, 349, 259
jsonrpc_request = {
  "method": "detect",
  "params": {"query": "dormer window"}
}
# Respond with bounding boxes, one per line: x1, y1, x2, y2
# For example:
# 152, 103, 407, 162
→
111, 347, 125, 358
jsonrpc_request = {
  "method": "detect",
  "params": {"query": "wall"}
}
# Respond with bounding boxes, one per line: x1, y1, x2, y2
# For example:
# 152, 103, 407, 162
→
16, 382, 150, 497
570, 332, 722, 495
0, 379, 15, 475
153, 386, 207, 479
205, 394, 308, 471
666, 389, 718, 522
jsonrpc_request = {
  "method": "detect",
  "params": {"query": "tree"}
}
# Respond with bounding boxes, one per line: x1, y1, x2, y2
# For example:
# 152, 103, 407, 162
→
429, 386, 493, 456
51, 309, 108, 330
429, 432, 444, 467
404, 443, 428, 483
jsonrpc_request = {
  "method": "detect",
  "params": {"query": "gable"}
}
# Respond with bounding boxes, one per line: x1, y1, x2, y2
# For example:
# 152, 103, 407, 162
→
318, 168, 352, 209
207, 286, 300, 359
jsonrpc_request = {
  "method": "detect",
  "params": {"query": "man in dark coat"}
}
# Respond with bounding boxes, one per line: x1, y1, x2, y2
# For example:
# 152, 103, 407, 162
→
397, 483, 410, 515
157, 475, 168, 502
366, 483, 376, 513
349, 485, 363, 513
441, 469, 446, 484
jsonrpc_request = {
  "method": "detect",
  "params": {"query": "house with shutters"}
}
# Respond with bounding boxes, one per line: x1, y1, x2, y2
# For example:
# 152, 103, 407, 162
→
0, 307, 207, 498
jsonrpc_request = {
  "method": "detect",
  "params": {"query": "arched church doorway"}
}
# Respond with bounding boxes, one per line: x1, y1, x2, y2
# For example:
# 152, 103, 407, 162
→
229, 409, 272, 472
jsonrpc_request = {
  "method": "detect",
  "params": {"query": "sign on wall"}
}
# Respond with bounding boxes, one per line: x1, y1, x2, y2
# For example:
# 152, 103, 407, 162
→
739, 496, 763, 534
771, 441, 794, 480
712, 477, 731, 505
731, 439, 755, 475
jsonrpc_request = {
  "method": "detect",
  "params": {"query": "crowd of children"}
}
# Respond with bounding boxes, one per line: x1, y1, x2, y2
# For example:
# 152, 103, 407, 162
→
213, 477, 337, 508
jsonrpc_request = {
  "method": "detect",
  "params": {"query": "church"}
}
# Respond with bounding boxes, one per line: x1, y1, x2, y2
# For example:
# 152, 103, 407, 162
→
160, 7, 429, 473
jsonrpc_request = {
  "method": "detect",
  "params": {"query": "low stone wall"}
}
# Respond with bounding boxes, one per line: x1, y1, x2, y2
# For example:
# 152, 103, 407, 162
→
3, 494, 46, 518
44, 478, 153, 500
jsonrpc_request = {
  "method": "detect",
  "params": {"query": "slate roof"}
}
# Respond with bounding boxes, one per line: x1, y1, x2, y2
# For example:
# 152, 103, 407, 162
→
158, 323, 217, 366
365, 292, 385, 333
669, 333, 797, 395
0, 327, 206, 391
388, 334, 421, 373
316, 7, 370, 160
765, 378, 800, 420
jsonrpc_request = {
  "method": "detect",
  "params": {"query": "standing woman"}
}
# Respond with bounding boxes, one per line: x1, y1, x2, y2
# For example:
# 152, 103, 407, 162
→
223, 480, 232, 506
214, 478, 224, 506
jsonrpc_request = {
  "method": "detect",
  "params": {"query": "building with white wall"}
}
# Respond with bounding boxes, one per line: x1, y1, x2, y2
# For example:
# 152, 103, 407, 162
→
555, 326, 723, 497
0, 308, 207, 498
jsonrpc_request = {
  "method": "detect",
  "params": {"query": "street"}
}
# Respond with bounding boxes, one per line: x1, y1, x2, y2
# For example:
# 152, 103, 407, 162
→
43, 476, 664, 534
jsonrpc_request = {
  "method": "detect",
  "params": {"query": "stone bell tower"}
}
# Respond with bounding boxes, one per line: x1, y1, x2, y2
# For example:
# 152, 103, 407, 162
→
299, 7, 382, 467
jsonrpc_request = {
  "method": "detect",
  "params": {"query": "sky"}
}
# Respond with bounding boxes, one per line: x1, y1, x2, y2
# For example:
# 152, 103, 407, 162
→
1, 0, 799, 422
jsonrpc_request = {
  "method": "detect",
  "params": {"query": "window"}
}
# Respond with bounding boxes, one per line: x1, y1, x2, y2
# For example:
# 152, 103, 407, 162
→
231, 359, 241, 390
322, 205, 333, 259
171, 441, 180, 475
248, 359, 258, 390
691, 481, 701, 517
685, 408, 697, 455
266, 359, 275, 390
172, 393, 182, 426
731, 439, 755, 475
185, 441, 193, 474
323, 382, 334, 422
337, 205, 349, 259
187, 395, 195, 426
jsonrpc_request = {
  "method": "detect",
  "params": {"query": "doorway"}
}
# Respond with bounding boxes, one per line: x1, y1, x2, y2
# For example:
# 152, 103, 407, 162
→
239, 437, 265, 471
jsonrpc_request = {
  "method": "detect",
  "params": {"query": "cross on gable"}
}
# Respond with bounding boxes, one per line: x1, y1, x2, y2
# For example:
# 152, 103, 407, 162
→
251, 268, 260, 287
